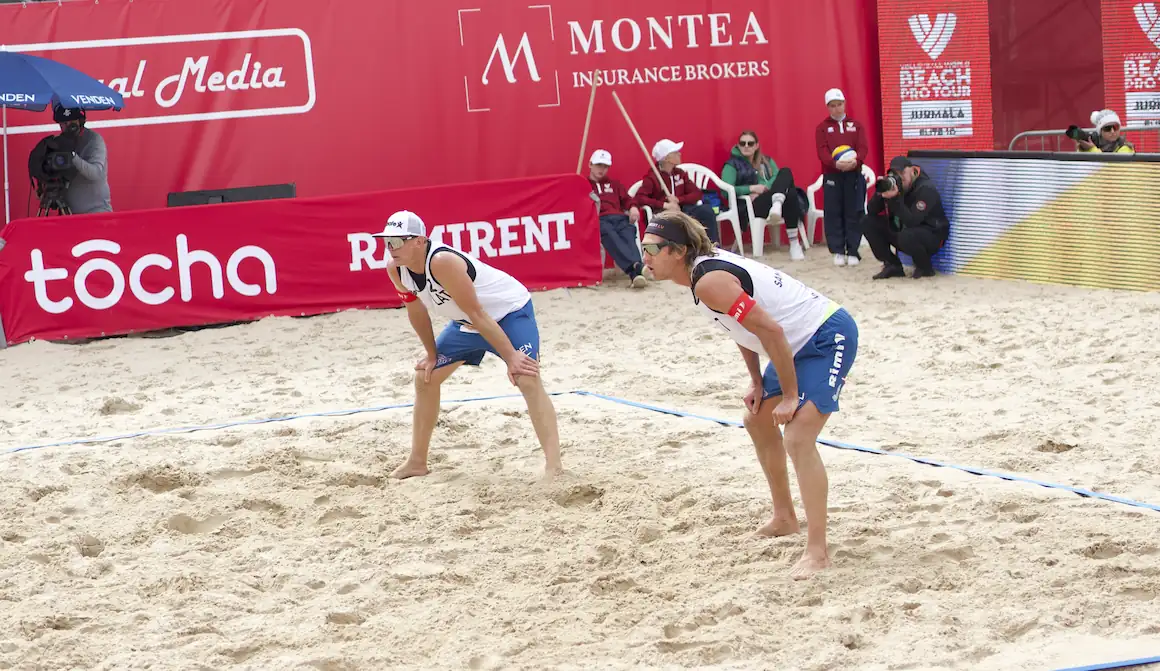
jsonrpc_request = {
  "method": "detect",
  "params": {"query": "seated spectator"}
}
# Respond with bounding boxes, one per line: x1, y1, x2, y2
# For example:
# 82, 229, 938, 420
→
862, 157, 949, 280
588, 149, 647, 288
1076, 110, 1135, 154
634, 139, 720, 244
720, 130, 805, 261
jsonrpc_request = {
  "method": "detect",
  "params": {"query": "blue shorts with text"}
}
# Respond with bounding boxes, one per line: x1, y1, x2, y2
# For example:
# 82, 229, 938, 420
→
761, 307, 858, 414
433, 300, 539, 369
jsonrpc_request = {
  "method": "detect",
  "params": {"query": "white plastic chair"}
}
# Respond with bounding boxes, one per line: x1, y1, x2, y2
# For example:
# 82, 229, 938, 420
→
627, 180, 653, 230
806, 164, 876, 248
740, 193, 811, 258
678, 163, 745, 256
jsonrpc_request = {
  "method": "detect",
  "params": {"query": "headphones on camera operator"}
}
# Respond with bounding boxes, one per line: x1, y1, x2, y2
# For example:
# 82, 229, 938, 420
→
27, 104, 85, 216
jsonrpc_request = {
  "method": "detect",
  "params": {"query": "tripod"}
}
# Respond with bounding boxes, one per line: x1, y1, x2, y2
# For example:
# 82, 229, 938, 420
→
35, 179, 72, 217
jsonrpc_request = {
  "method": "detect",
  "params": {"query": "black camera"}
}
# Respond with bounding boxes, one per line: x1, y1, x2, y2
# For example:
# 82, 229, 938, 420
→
28, 133, 79, 184
1065, 125, 1096, 144
27, 133, 79, 215
875, 171, 900, 193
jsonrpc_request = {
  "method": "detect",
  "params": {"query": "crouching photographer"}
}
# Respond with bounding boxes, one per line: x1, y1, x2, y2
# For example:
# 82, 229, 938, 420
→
27, 104, 112, 215
862, 156, 949, 280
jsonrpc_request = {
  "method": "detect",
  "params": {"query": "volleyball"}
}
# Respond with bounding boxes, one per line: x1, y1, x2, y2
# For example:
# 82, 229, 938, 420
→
832, 145, 857, 167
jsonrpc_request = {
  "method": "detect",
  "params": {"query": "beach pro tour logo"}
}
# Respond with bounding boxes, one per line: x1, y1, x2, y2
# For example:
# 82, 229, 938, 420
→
1137, 3, 1160, 48
908, 13, 957, 59
2, 29, 316, 136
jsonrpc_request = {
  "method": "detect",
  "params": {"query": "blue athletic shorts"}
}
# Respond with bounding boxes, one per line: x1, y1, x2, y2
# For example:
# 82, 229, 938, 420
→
433, 299, 540, 369
761, 306, 858, 414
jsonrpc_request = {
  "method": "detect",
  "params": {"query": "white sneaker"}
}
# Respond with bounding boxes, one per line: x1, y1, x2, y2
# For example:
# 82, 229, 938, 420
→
833, 254, 846, 266
846, 255, 860, 266
789, 239, 805, 261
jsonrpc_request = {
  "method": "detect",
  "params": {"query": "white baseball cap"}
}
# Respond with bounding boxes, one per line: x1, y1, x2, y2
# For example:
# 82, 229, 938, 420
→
651, 139, 684, 162
825, 88, 846, 104
372, 210, 426, 238
590, 149, 612, 166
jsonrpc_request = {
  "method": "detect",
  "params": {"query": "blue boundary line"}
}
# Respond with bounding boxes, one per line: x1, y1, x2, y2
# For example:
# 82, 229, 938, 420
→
1054, 655, 1160, 671
573, 391, 1160, 514
5, 388, 1158, 669
6, 389, 1160, 516
1, 391, 575, 456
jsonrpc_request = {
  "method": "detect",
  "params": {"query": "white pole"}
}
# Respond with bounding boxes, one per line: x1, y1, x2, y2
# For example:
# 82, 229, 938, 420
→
3, 105, 9, 224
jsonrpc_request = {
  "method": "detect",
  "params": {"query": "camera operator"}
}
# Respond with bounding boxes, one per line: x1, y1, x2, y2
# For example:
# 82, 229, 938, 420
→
861, 157, 949, 280
1067, 109, 1134, 155
50, 104, 112, 214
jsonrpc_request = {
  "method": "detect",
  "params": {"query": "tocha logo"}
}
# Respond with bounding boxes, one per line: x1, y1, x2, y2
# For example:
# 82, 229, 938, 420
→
908, 13, 957, 60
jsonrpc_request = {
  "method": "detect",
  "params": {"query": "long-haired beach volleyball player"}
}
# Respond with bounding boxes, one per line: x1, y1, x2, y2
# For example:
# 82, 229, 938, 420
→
640, 211, 859, 579
379, 210, 563, 482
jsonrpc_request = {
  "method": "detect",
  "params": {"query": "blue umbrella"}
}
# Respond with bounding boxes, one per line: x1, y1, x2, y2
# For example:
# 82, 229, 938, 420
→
1, 51, 125, 222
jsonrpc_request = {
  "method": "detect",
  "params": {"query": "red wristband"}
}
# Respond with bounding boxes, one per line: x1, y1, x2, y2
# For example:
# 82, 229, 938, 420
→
398, 292, 418, 304
729, 292, 756, 322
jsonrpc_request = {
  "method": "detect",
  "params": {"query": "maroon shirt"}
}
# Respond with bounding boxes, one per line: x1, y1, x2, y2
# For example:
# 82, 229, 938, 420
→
634, 166, 702, 210
815, 116, 869, 175
589, 176, 635, 216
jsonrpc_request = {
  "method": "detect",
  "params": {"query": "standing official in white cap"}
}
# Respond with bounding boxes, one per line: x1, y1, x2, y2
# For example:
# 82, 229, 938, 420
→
814, 88, 869, 266
378, 210, 564, 482
588, 149, 648, 287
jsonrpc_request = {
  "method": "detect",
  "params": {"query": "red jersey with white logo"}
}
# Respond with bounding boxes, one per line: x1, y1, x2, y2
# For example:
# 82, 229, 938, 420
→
815, 116, 869, 175
589, 176, 635, 216
633, 166, 703, 209
690, 251, 834, 356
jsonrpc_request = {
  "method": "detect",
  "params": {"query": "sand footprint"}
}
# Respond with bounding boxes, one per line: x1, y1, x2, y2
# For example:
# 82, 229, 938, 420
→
119, 465, 206, 493
167, 513, 229, 534
552, 484, 605, 508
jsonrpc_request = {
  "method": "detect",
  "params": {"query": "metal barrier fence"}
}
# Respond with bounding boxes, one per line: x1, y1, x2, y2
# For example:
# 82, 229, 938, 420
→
1008, 124, 1160, 151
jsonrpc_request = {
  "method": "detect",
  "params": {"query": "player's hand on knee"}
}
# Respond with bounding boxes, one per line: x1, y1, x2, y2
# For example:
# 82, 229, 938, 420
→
506, 351, 539, 384
772, 396, 799, 425
744, 384, 762, 414
415, 354, 436, 383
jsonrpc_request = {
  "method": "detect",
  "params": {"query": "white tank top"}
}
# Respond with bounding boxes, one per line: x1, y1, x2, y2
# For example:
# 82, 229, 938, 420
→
398, 242, 530, 329
690, 251, 836, 356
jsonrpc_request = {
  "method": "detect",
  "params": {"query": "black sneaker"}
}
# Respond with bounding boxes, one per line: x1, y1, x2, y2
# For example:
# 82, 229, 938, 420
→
911, 267, 936, 279
872, 264, 906, 280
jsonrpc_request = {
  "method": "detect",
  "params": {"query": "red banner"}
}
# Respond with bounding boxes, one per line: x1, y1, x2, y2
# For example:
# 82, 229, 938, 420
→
1103, 0, 1160, 152
0, 0, 881, 216
0, 174, 599, 346
877, 0, 993, 160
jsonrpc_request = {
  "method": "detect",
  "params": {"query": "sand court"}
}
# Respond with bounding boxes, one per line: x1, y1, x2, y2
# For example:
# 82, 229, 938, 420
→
3, 253, 1160, 670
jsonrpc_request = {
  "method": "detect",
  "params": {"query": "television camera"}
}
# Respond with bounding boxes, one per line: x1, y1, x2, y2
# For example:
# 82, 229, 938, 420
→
27, 132, 79, 216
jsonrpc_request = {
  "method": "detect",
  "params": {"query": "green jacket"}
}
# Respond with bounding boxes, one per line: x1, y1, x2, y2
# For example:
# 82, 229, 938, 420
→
720, 145, 778, 196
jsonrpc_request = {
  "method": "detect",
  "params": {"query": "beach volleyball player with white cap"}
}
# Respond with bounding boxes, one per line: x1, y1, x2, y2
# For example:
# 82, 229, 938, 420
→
377, 210, 563, 481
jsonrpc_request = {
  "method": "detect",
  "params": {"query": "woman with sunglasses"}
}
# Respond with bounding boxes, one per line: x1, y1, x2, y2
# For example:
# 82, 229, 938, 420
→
1077, 109, 1135, 154
640, 211, 859, 580
720, 130, 805, 261
375, 210, 563, 482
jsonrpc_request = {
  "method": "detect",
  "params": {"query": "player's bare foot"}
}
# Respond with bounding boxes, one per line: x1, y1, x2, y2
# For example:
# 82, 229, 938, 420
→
789, 549, 831, 580
539, 465, 564, 484
754, 516, 800, 537
390, 461, 430, 480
